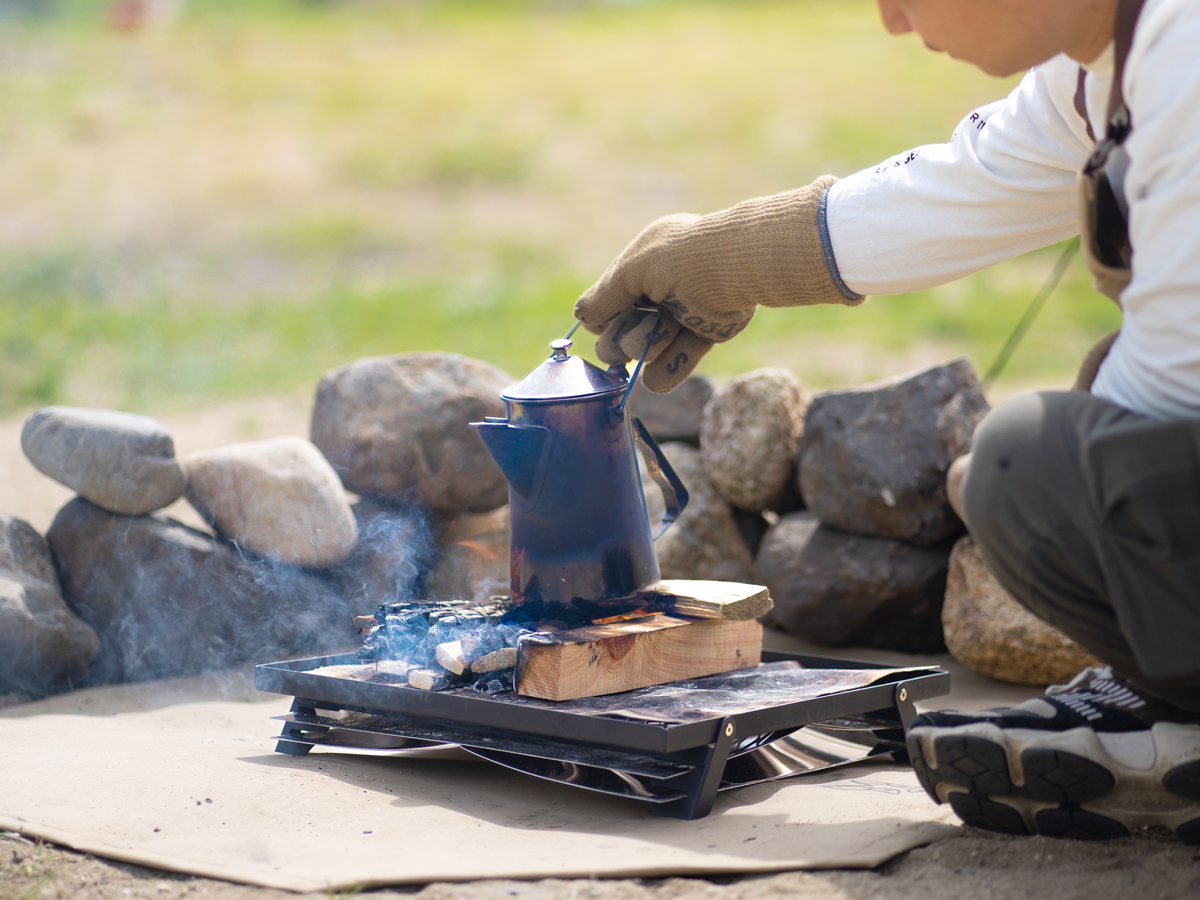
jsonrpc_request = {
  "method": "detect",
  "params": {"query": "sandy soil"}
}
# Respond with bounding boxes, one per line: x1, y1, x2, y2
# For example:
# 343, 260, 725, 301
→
5, 828, 1200, 900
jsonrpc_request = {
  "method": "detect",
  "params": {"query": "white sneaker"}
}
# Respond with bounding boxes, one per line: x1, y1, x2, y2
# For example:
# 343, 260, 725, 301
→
906, 667, 1200, 840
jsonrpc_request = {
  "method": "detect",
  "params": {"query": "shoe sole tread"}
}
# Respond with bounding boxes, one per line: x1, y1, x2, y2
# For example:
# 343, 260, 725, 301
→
907, 721, 1200, 842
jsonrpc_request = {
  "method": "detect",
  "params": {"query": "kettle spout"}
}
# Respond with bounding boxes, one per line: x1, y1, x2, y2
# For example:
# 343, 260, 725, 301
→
470, 420, 553, 504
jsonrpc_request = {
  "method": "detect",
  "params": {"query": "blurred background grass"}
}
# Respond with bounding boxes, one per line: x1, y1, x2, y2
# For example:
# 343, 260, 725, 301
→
0, 0, 1121, 416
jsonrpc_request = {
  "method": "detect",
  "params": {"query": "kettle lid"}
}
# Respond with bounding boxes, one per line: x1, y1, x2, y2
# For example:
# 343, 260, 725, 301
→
502, 339, 627, 402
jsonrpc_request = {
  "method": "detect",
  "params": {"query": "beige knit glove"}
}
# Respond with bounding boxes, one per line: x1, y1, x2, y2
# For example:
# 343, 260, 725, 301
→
574, 175, 864, 393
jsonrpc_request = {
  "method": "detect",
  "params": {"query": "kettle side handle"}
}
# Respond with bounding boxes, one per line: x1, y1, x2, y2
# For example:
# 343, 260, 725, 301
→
632, 417, 689, 540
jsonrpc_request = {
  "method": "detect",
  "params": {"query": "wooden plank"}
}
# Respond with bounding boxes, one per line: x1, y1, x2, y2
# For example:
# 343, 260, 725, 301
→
640, 579, 772, 622
515, 615, 762, 701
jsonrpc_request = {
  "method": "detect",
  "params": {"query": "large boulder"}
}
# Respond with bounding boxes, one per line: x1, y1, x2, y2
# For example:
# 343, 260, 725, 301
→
700, 369, 808, 512
325, 499, 439, 614
943, 536, 1101, 685
426, 506, 510, 602
798, 358, 988, 546
311, 353, 513, 512
21, 407, 187, 514
185, 436, 357, 568
756, 512, 950, 652
628, 375, 713, 446
47, 498, 358, 684
0, 516, 99, 694
645, 443, 756, 583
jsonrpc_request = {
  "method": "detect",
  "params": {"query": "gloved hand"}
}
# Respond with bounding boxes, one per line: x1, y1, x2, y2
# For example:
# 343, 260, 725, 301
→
574, 175, 864, 392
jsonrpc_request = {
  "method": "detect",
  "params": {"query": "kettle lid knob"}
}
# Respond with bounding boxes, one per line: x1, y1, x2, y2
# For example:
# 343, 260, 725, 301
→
549, 338, 572, 359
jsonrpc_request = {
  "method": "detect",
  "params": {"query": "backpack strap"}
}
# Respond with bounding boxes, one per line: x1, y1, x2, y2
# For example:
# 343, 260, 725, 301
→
1107, 0, 1147, 138
1072, 0, 1145, 146
1074, 67, 1096, 142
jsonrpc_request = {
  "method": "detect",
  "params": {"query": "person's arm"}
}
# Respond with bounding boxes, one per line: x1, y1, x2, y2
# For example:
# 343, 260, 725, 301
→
1090, 0, 1200, 419
575, 54, 1097, 393
827, 53, 1095, 296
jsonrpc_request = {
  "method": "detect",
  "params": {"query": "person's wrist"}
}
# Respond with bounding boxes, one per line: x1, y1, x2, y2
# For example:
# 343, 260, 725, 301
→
711, 176, 864, 310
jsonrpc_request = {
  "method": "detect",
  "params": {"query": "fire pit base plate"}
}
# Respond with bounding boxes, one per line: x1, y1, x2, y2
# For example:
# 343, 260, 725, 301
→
255, 649, 949, 819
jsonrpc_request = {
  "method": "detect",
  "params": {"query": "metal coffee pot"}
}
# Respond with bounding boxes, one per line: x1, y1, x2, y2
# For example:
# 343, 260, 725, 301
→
471, 324, 688, 619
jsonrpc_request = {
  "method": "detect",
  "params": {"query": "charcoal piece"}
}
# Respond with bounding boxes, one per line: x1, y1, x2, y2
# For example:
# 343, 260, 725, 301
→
755, 512, 951, 652
311, 352, 513, 511
21, 407, 186, 515
798, 358, 989, 546
0, 515, 99, 694
46, 498, 357, 684
473, 672, 513, 694
355, 597, 520, 669
642, 443, 754, 583
700, 368, 808, 512
627, 375, 713, 446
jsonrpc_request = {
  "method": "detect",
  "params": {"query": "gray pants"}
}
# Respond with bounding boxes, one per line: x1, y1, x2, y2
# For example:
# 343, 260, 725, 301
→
962, 391, 1200, 711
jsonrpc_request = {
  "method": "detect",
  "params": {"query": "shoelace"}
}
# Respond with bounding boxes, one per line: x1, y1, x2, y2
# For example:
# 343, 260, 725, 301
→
1045, 667, 1146, 722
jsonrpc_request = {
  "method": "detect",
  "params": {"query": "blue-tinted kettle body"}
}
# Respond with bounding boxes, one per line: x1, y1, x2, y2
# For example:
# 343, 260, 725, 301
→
471, 339, 687, 620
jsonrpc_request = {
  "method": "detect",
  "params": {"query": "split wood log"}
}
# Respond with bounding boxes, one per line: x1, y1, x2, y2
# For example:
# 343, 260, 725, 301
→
515, 614, 762, 701
408, 668, 451, 691
434, 640, 470, 675
471, 646, 518, 673
639, 579, 772, 622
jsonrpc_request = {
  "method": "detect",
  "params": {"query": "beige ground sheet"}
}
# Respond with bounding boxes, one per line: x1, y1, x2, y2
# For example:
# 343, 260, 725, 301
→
0, 639, 1033, 893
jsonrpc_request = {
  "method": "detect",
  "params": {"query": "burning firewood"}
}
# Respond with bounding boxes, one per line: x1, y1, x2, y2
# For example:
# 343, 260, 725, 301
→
407, 668, 452, 691
433, 640, 470, 675
470, 647, 517, 673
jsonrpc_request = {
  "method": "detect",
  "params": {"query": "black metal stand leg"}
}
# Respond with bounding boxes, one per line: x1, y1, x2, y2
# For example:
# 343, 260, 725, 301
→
274, 699, 325, 756
894, 678, 932, 730
656, 716, 738, 820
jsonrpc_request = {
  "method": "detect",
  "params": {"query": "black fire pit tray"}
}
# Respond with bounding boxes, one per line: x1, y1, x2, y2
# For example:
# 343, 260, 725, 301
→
255, 649, 949, 820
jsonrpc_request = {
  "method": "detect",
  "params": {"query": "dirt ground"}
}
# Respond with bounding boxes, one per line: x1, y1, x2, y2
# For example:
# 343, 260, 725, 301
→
5, 828, 1200, 900
6, 399, 1200, 898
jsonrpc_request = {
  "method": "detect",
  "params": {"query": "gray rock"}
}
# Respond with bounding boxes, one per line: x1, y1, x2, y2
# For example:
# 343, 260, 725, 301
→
21, 407, 187, 515
185, 436, 358, 568
0, 516, 99, 694
756, 512, 950, 652
943, 536, 1101, 686
311, 353, 513, 512
326, 499, 439, 614
700, 369, 808, 512
646, 443, 755, 583
798, 358, 989, 546
47, 498, 358, 684
731, 507, 770, 559
426, 506, 510, 602
628, 375, 713, 446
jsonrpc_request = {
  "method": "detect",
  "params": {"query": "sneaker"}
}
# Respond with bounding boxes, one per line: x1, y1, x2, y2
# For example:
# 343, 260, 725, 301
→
906, 667, 1200, 841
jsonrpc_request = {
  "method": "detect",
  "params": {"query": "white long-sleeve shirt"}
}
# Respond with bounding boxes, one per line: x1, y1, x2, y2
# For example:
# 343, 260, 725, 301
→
824, 0, 1200, 421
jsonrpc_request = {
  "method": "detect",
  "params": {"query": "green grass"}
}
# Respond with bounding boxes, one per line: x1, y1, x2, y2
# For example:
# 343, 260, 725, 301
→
0, 0, 1121, 416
